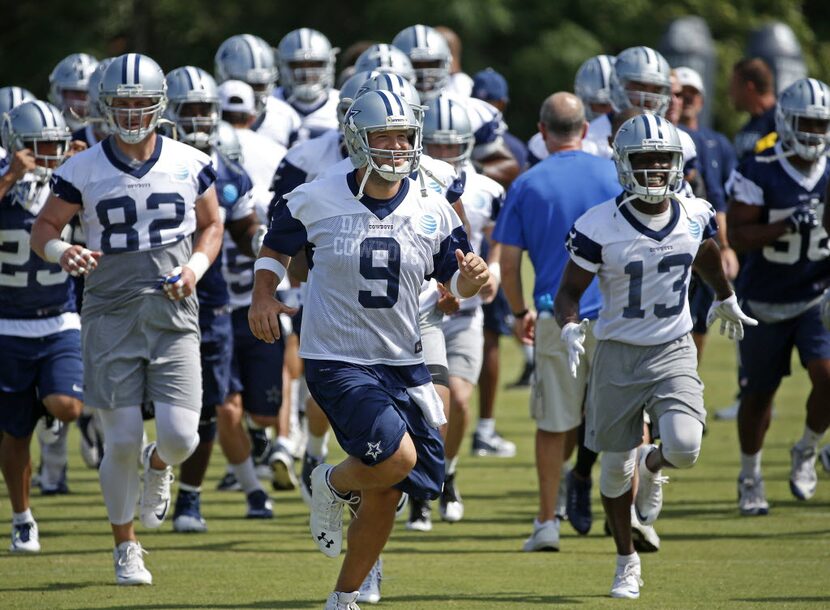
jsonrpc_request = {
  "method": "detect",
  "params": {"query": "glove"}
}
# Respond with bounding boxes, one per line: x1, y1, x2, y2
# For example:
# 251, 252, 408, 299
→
821, 290, 830, 331
706, 293, 758, 341
786, 206, 818, 233
158, 266, 186, 301
560, 318, 590, 379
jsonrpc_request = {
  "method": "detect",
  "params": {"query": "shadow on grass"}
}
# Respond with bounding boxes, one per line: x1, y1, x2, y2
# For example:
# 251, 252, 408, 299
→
0, 581, 100, 592
93, 603, 317, 609
732, 597, 830, 604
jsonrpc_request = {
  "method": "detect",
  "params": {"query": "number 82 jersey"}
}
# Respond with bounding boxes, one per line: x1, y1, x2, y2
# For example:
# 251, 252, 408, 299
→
567, 195, 717, 346
50, 136, 216, 253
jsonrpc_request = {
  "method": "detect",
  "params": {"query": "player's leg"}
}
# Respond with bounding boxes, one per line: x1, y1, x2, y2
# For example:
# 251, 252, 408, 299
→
735, 313, 791, 515
600, 450, 642, 599
302, 396, 331, 503
789, 308, 830, 500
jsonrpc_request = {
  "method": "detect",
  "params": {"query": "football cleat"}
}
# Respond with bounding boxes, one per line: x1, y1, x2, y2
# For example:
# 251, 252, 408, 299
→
245, 489, 274, 519
738, 475, 769, 516
820, 444, 830, 473
269, 444, 299, 492
357, 556, 382, 604
78, 413, 104, 469
610, 559, 642, 599
522, 519, 560, 552
172, 489, 207, 533
406, 498, 432, 532
325, 590, 361, 610
635, 444, 668, 525
35, 415, 63, 446
40, 465, 69, 496
114, 541, 152, 585
300, 452, 324, 506
310, 464, 356, 557
216, 469, 242, 492
439, 473, 464, 522
139, 442, 174, 529
630, 506, 660, 553
789, 444, 818, 500
471, 430, 517, 458
10, 520, 40, 553
566, 470, 592, 535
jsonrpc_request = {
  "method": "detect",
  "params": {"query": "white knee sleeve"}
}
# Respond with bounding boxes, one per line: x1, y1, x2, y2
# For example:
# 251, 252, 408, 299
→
154, 403, 200, 466
600, 449, 638, 498
98, 407, 144, 524
658, 411, 703, 469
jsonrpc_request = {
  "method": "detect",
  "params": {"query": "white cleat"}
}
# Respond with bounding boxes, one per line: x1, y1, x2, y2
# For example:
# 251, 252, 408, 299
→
820, 444, 830, 474
139, 442, 174, 529
113, 541, 152, 585
713, 400, 740, 421
269, 445, 299, 491
9, 520, 40, 553
630, 506, 660, 553
35, 416, 63, 446
635, 444, 668, 526
357, 556, 382, 604
737, 475, 769, 516
439, 473, 464, 522
325, 590, 361, 610
789, 445, 818, 500
310, 464, 354, 558
522, 519, 560, 552
610, 559, 643, 599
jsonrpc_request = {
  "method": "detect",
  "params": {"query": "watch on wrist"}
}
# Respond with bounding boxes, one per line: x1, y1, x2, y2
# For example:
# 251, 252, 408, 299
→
512, 308, 529, 318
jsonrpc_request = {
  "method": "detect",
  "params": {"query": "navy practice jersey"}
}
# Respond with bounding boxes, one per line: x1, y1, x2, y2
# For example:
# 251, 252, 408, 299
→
0, 179, 76, 320
196, 152, 255, 309
726, 142, 830, 303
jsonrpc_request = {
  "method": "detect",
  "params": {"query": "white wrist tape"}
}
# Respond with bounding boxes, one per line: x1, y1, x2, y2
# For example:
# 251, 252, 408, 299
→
44, 239, 72, 263
183, 251, 211, 283
253, 257, 287, 283
449, 269, 464, 298
488, 262, 501, 285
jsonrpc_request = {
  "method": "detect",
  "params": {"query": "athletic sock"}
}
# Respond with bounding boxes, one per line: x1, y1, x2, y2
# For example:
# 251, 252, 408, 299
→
740, 451, 762, 480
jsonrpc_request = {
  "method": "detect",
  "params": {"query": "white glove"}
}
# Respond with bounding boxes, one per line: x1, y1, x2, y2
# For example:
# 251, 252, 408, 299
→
560, 318, 590, 378
821, 290, 830, 331
706, 293, 757, 341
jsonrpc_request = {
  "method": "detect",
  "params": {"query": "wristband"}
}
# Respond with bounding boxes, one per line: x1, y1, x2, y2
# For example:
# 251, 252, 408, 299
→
512, 308, 529, 318
448, 270, 463, 298
488, 261, 501, 284
183, 251, 211, 283
253, 257, 287, 283
44, 239, 72, 263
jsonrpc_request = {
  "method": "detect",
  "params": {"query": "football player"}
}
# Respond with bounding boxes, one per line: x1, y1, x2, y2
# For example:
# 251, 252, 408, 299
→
249, 89, 487, 610
31, 53, 223, 585
0, 100, 83, 552
555, 114, 754, 598
48, 53, 99, 131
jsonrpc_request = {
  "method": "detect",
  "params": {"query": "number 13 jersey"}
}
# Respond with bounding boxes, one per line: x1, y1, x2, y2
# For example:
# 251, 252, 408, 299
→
567, 195, 717, 346
265, 170, 471, 366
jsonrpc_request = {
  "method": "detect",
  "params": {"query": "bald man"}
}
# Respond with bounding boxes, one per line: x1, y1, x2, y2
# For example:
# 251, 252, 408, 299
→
493, 92, 622, 551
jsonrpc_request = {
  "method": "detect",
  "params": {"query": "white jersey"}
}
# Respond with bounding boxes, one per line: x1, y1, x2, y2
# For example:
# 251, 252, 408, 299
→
235, 126, 286, 213
567, 195, 717, 346
253, 95, 302, 149
274, 88, 340, 143
316, 154, 462, 315
264, 172, 467, 365
447, 72, 474, 98
527, 131, 602, 164
51, 135, 215, 253
278, 128, 345, 184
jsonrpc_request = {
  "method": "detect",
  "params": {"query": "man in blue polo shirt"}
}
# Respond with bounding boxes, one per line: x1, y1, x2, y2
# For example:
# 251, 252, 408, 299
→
494, 92, 621, 551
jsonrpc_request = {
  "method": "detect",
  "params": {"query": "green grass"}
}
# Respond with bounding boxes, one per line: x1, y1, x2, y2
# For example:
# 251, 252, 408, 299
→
1, 331, 829, 609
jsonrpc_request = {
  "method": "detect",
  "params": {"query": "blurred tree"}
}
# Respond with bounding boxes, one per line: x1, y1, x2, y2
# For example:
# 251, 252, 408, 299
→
0, 0, 827, 141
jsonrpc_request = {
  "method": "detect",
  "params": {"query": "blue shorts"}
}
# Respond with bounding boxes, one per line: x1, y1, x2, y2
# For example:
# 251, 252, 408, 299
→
482, 288, 512, 335
305, 359, 445, 501
0, 329, 83, 438
738, 304, 830, 394
229, 306, 284, 417
689, 274, 714, 335
199, 307, 233, 419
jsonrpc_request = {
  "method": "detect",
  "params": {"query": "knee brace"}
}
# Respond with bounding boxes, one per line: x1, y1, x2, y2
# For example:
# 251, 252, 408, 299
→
658, 411, 703, 469
661, 445, 700, 469
599, 449, 637, 498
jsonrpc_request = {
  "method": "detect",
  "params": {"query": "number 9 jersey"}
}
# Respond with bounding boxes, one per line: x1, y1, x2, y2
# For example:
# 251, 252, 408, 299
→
264, 170, 471, 366
50, 135, 216, 253
567, 194, 717, 346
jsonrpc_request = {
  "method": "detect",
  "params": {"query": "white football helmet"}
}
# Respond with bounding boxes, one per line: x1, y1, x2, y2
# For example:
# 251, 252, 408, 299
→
422, 93, 473, 169
48, 53, 99, 129
1, 100, 71, 181
354, 44, 416, 83
775, 77, 830, 161
610, 46, 672, 117
215, 34, 278, 114
392, 25, 452, 100
574, 55, 615, 120
165, 66, 221, 149
277, 28, 337, 104
99, 53, 167, 144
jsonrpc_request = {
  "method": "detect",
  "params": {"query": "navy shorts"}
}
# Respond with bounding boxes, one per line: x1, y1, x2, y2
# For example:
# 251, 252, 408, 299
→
199, 307, 233, 419
0, 329, 83, 438
482, 288, 512, 336
305, 359, 445, 501
738, 304, 830, 394
688, 274, 714, 335
229, 306, 284, 417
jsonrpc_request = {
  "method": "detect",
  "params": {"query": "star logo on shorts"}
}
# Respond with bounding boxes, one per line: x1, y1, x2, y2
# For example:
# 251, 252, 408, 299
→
265, 386, 280, 404
365, 441, 383, 460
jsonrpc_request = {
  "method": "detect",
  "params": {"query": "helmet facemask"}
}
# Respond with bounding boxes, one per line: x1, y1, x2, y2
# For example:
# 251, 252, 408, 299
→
412, 57, 450, 100
171, 100, 220, 150
286, 60, 334, 103
616, 149, 684, 205
424, 130, 473, 169
103, 91, 166, 145
777, 110, 830, 161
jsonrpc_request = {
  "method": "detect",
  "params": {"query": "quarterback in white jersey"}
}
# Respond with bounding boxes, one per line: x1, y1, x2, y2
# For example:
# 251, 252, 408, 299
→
31, 53, 223, 587
249, 90, 487, 609
554, 114, 754, 600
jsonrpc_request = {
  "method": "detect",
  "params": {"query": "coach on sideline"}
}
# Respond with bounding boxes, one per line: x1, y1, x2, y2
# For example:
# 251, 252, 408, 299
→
493, 92, 620, 551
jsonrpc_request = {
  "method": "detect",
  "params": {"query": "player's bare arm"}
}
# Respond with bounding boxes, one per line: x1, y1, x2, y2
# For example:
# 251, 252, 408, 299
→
727, 198, 804, 252
226, 211, 260, 259
692, 238, 734, 301
31, 194, 101, 276
554, 260, 595, 328
499, 243, 535, 344
248, 244, 298, 344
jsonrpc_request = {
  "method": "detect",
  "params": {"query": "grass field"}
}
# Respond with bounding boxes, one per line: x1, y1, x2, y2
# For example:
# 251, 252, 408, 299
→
1, 331, 829, 609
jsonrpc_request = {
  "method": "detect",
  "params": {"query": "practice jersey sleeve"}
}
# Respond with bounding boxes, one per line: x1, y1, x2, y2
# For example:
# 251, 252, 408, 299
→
264, 195, 308, 257
725, 166, 765, 206
566, 221, 603, 274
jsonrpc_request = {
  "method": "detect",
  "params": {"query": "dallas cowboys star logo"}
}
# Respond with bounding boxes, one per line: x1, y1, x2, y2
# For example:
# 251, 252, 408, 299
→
365, 441, 382, 460
265, 386, 280, 404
